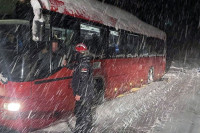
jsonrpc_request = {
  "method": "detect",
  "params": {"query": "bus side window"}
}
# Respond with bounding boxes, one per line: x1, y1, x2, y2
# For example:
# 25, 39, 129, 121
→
31, 42, 51, 79
50, 27, 77, 71
116, 31, 126, 58
100, 28, 108, 59
126, 34, 139, 57
80, 23, 103, 58
137, 36, 146, 56
50, 27, 64, 70
146, 37, 157, 56
155, 39, 165, 55
108, 30, 119, 58
49, 12, 80, 66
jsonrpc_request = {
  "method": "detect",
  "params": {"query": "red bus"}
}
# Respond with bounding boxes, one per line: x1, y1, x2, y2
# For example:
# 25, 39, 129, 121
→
0, 0, 166, 132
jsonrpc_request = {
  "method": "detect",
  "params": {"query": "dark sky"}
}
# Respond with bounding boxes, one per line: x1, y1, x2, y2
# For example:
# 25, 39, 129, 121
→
99, 0, 200, 30
98, 0, 200, 53
98, 0, 200, 30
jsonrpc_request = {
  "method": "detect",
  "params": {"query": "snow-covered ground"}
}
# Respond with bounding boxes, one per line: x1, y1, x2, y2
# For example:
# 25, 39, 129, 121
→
33, 60, 200, 133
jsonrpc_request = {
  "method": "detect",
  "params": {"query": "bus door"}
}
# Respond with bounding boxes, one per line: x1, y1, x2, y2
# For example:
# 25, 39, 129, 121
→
30, 13, 79, 112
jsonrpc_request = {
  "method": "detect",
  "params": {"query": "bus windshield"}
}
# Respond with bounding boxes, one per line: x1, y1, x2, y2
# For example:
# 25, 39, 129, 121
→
0, 20, 31, 82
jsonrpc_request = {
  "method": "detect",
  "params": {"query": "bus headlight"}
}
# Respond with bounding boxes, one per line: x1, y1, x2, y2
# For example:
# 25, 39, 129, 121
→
4, 103, 21, 112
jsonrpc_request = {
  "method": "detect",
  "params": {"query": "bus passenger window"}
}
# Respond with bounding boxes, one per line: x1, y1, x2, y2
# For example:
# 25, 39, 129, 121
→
108, 30, 119, 58
64, 29, 75, 62
51, 27, 77, 71
31, 42, 50, 79
33, 25, 74, 78
65, 30, 75, 46
51, 40, 66, 70
146, 37, 157, 56
143, 42, 150, 56
116, 31, 126, 57
80, 23, 103, 58
138, 36, 147, 56
126, 34, 139, 57
155, 39, 165, 55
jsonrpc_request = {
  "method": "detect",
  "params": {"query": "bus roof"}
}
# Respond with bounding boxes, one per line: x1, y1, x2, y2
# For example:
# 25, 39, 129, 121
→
40, 0, 166, 40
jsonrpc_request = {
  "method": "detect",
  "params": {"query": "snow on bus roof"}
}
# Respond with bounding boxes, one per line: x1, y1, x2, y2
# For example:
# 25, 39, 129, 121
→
40, 0, 166, 40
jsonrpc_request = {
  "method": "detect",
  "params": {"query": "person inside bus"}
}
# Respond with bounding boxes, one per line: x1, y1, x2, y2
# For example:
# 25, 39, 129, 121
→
88, 33, 99, 54
51, 39, 67, 70
36, 39, 66, 77
0, 31, 16, 50
35, 43, 49, 78
72, 43, 95, 133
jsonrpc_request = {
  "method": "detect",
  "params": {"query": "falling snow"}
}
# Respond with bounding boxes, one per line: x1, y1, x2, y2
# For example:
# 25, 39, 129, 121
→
33, 59, 200, 133
0, 0, 200, 133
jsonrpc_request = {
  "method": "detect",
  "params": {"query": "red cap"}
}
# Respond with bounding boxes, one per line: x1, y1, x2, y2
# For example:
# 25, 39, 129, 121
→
75, 43, 87, 53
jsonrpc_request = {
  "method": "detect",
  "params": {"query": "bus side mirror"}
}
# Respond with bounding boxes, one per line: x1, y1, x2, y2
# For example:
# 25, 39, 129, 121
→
32, 20, 44, 42
31, 0, 45, 42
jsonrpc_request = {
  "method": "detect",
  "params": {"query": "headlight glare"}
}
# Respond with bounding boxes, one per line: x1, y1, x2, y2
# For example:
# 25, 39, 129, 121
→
4, 103, 21, 112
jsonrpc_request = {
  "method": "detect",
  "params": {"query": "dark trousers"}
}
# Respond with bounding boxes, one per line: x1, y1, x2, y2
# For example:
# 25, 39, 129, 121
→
74, 100, 92, 133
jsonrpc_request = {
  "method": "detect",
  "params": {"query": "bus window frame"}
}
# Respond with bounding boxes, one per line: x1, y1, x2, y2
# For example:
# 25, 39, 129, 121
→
50, 14, 81, 72
155, 39, 165, 57
36, 10, 80, 75
41, 9, 166, 63
145, 37, 166, 57
107, 29, 121, 58
125, 32, 141, 58
146, 37, 158, 57
80, 22, 109, 59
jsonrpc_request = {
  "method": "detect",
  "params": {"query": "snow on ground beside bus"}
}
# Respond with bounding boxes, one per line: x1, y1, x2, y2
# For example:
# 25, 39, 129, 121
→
39, 0, 166, 40
33, 59, 200, 133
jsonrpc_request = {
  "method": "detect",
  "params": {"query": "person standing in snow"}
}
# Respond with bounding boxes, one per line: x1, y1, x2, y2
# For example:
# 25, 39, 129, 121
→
71, 43, 95, 133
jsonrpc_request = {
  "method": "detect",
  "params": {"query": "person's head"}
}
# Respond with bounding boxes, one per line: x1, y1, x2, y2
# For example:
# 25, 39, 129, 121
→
74, 43, 90, 62
75, 43, 88, 54
7, 33, 15, 43
51, 40, 59, 53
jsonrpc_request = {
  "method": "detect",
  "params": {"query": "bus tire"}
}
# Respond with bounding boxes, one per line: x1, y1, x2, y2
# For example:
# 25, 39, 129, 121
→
147, 67, 154, 84
93, 78, 105, 105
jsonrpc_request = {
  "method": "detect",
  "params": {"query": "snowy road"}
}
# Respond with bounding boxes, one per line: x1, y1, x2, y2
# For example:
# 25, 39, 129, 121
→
33, 61, 200, 133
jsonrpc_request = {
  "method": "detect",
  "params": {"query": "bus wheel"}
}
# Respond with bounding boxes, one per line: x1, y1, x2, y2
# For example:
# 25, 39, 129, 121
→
0, 126, 19, 133
147, 67, 154, 84
93, 78, 105, 105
